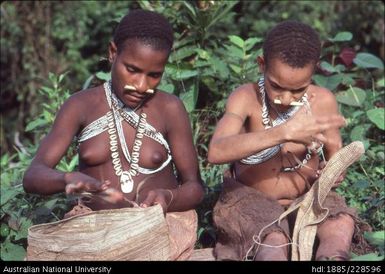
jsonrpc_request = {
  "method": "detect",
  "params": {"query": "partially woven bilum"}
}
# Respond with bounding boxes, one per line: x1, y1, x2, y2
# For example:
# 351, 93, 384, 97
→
27, 204, 170, 261
289, 141, 365, 260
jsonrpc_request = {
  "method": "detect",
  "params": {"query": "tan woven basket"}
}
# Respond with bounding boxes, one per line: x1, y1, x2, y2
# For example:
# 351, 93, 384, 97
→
26, 204, 170, 261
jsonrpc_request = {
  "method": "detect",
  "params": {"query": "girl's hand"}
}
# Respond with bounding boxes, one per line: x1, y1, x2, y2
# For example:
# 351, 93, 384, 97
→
140, 189, 174, 214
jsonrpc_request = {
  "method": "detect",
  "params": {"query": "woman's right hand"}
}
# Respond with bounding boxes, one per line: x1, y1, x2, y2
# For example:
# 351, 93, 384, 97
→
64, 172, 125, 204
284, 106, 345, 145
64, 171, 109, 194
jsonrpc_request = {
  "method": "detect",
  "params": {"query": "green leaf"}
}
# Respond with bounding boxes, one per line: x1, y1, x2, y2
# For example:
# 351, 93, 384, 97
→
43, 198, 59, 209
14, 217, 33, 241
312, 74, 343, 91
376, 77, 385, 88
0, 239, 26, 261
95, 71, 111, 81
336, 87, 366, 107
229, 64, 241, 74
328, 31, 353, 42
1, 186, 22, 206
366, 108, 385, 130
320, 61, 337, 73
25, 118, 47, 132
364, 231, 385, 245
244, 37, 262, 51
166, 65, 198, 80
209, 56, 229, 79
225, 45, 244, 59
169, 46, 197, 62
82, 75, 94, 90
157, 83, 175, 94
67, 154, 79, 171
351, 253, 384, 261
350, 125, 369, 142
228, 35, 244, 48
182, 1, 196, 18
175, 70, 198, 80
180, 84, 198, 113
354, 180, 369, 189
353, 53, 384, 70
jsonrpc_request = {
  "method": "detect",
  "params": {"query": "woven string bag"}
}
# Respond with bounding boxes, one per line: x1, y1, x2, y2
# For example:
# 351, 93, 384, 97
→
276, 141, 365, 260
26, 203, 170, 261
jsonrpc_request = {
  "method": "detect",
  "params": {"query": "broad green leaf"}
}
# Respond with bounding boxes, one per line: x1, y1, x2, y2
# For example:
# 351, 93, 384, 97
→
229, 64, 241, 74
354, 180, 369, 189
336, 87, 366, 107
14, 217, 33, 240
351, 253, 384, 261
196, 49, 209, 60
180, 84, 198, 113
175, 70, 198, 80
43, 198, 59, 209
229, 35, 244, 48
95, 71, 111, 81
0, 187, 22, 206
225, 45, 244, 59
244, 37, 262, 51
366, 108, 385, 130
157, 83, 174, 94
0, 240, 26, 261
320, 61, 337, 73
312, 74, 343, 91
328, 31, 353, 42
353, 53, 384, 70
169, 46, 197, 62
209, 56, 229, 79
25, 118, 46, 132
166, 64, 198, 80
350, 125, 369, 142
68, 154, 79, 170
376, 77, 384, 88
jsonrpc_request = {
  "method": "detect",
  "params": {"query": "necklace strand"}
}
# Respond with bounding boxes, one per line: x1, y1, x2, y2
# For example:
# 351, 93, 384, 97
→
258, 77, 318, 172
106, 91, 147, 193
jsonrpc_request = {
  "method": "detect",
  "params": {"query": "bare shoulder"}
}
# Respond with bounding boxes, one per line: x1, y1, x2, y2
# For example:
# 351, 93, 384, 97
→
155, 90, 186, 113
228, 83, 258, 103
67, 85, 105, 106
309, 85, 337, 105
57, 85, 106, 125
226, 83, 259, 112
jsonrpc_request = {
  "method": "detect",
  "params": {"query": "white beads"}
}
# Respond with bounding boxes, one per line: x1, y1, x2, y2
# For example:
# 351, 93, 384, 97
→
107, 103, 147, 193
241, 77, 318, 172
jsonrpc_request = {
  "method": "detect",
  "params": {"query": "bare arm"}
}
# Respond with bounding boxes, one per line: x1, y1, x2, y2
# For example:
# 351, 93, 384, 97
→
312, 89, 343, 160
141, 96, 204, 212
208, 86, 346, 164
311, 88, 345, 186
23, 92, 108, 195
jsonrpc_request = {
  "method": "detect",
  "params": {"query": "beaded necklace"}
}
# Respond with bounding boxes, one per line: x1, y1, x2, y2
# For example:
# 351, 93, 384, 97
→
106, 86, 147, 193
258, 77, 321, 172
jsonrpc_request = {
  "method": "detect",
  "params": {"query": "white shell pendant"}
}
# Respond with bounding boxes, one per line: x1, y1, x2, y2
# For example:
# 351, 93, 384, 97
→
120, 171, 134, 193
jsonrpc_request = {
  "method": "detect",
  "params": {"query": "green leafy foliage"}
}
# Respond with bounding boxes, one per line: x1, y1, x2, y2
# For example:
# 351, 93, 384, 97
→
1, 0, 384, 260
0, 73, 76, 260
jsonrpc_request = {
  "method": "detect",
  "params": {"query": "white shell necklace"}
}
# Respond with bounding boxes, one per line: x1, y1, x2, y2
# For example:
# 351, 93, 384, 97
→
106, 91, 147, 193
258, 77, 319, 172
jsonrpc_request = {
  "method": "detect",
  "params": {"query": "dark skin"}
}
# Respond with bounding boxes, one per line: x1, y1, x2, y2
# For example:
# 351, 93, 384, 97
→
23, 39, 204, 213
208, 56, 354, 260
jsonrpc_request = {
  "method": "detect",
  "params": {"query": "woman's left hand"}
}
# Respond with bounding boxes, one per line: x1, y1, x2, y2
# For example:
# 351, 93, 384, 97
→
140, 189, 173, 214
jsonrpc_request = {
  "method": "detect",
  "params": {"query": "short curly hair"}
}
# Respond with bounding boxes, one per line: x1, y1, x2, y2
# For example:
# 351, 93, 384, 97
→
263, 20, 321, 68
113, 9, 174, 53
